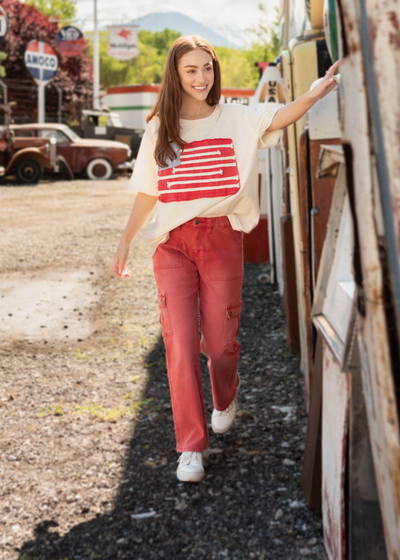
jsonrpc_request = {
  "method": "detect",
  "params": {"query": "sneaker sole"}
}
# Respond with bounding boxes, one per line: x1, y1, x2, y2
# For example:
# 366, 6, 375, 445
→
176, 470, 205, 483
211, 414, 238, 435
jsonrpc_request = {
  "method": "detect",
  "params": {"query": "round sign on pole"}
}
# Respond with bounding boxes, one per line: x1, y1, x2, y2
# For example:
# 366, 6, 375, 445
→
24, 40, 58, 84
0, 7, 9, 42
56, 26, 85, 57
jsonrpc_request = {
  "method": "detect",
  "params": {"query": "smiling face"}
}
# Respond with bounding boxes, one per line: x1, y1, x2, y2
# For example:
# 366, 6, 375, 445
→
177, 48, 215, 103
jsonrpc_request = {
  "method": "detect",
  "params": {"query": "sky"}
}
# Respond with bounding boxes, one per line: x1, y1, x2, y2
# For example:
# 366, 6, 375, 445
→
74, 0, 280, 46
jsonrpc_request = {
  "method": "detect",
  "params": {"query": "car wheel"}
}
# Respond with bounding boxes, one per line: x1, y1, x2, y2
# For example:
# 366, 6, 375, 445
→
86, 158, 113, 180
15, 159, 43, 185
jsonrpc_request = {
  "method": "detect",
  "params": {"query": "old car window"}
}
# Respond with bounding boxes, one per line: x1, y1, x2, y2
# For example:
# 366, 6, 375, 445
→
39, 130, 69, 143
13, 129, 34, 137
109, 114, 123, 127
95, 115, 106, 127
61, 126, 81, 141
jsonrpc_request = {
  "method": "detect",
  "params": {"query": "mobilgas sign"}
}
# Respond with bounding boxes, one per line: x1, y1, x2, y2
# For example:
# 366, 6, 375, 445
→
24, 40, 58, 83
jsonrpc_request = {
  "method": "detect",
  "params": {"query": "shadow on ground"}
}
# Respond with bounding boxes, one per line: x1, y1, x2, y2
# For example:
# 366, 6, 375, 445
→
18, 263, 324, 560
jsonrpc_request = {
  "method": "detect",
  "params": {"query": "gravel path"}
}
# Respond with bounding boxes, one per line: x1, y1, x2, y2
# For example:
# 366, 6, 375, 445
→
0, 178, 326, 560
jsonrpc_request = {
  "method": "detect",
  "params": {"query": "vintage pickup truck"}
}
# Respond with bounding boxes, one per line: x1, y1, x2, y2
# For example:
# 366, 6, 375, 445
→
0, 103, 58, 185
69, 108, 143, 159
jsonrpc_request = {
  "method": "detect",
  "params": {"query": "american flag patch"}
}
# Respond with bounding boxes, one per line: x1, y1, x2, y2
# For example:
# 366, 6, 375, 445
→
157, 138, 241, 203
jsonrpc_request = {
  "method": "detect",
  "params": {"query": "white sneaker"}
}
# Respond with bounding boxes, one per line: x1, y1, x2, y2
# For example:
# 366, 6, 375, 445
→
211, 375, 240, 435
176, 450, 209, 482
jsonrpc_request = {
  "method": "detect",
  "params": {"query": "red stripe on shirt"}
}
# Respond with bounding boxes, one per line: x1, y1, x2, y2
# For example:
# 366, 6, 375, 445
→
157, 138, 241, 202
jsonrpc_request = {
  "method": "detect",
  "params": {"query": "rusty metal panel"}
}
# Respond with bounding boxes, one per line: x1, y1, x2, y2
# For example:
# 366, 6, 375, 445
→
302, 332, 323, 510
281, 214, 301, 352
322, 341, 349, 560
310, 0, 325, 28
298, 129, 313, 404
265, 144, 285, 293
284, 38, 322, 389
349, 366, 388, 560
243, 175, 270, 264
281, 47, 309, 378
312, 161, 356, 362
309, 139, 341, 271
365, 0, 400, 248
338, 0, 400, 555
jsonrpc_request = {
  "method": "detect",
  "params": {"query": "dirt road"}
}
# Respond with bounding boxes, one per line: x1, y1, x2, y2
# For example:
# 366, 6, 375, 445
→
0, 179, 326, 559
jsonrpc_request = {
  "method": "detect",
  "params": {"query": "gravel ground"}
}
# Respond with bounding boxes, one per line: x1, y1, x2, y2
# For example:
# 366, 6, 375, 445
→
0, 178, 326, 560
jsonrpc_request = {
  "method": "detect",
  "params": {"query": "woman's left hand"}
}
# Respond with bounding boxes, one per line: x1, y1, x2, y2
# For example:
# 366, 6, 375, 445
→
309, 59, 341, 102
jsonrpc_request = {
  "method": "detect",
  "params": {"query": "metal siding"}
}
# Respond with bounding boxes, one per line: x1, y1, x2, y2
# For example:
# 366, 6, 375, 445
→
322, 341, 349, 560
339, 0, 400, 555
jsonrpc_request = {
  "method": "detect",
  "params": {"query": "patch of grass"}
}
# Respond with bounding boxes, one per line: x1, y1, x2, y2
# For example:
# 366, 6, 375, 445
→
36, 403, 64, 418
140, 336, 153, 349
74, 397, 155, 422
73, 348, 90, 361
145, 357, 167, 370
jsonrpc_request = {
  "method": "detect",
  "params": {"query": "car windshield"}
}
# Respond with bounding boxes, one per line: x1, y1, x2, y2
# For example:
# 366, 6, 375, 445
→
109, 114, 123, 127
61, 126, 81, 141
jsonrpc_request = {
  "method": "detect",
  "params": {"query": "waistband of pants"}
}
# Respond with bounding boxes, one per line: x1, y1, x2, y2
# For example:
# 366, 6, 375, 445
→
178, 216, 231, 230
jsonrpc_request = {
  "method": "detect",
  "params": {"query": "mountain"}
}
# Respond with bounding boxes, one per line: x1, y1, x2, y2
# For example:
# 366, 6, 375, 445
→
126, 12, 238, 48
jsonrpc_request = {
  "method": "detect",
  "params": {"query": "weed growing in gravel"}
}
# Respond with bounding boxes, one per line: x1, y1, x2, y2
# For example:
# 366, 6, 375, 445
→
145, 357, 167, 370
73, 347, 90, 361
36, 403, 64, 417
74, 397, 155, 421
140, 336, 153, 348
35, 396, 156, 422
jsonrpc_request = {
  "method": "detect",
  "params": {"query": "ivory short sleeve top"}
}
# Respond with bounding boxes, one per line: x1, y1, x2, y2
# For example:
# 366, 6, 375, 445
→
129, 101, 283, 254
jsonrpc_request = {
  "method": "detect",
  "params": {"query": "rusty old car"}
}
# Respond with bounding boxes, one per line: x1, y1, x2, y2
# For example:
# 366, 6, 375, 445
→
10, 123, 132, 181
0, 104, 58, 184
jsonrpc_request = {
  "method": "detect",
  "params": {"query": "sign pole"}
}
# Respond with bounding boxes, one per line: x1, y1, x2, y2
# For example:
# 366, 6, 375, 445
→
93, 0, 100, 108
38, 82, 45, 123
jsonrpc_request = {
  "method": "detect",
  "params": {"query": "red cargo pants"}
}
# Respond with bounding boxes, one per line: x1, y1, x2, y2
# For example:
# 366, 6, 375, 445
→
152, 216, 243, 452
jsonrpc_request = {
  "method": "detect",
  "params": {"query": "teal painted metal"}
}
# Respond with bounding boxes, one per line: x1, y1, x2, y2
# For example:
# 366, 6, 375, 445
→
324, 0, 339, 62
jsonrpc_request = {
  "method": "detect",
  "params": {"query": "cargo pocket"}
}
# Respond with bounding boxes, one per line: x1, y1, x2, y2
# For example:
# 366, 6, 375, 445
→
158, 293, 173, 336
223, 301, 242, 347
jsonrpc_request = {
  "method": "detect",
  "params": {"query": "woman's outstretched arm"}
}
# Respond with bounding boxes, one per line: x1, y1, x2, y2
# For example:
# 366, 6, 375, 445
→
113, 192, 158, 279
268, 60, 340, 132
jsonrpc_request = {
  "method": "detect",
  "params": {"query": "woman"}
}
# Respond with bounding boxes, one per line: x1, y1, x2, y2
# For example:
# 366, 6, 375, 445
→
112, 35, 339, 483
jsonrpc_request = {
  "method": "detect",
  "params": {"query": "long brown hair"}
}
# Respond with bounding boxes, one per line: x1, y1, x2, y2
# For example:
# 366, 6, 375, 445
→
147, 35, 221, 168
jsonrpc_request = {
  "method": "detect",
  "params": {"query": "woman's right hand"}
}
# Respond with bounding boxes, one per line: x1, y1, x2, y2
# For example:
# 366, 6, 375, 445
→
113, 239, 132, 280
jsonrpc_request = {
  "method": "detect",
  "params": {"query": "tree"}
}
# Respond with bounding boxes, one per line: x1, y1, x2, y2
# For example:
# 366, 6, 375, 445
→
245, 3, 280, 63
214, 47, 260, 89
86, 28, 181, 89
0, 0, 92, 122
27, 0, 77, 22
